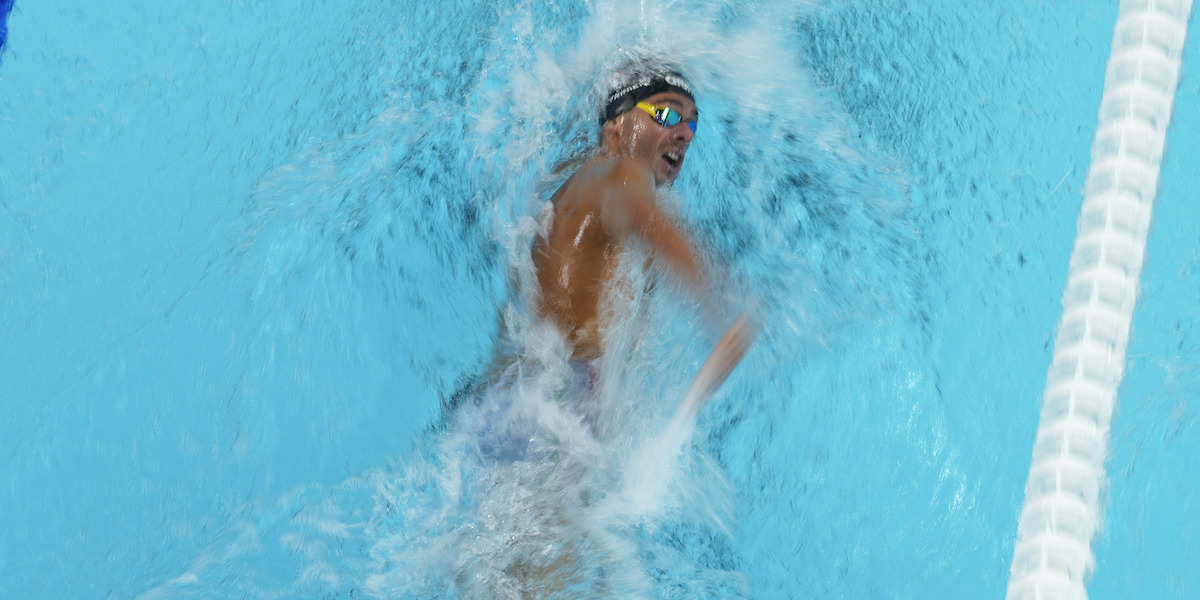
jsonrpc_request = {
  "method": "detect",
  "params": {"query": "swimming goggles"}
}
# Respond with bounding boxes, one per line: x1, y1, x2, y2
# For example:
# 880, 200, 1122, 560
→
635, 102, 698, 133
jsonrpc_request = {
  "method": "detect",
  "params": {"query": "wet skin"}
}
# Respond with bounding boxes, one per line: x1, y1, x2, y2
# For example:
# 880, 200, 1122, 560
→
532, 91, 702, 360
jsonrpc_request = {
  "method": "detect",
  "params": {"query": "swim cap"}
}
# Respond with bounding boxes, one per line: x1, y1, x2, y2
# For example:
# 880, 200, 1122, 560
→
599, 62, 695, 125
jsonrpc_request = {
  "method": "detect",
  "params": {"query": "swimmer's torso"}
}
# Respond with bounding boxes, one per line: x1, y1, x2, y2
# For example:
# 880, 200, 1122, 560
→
533, 158, 628, 360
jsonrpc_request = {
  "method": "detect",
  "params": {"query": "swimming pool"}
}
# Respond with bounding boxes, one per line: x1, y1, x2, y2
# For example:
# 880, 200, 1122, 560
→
1, 0, 1196, 598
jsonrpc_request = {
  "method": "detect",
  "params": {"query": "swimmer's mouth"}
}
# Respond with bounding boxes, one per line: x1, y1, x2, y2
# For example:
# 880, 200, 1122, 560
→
663, 150, 682, 168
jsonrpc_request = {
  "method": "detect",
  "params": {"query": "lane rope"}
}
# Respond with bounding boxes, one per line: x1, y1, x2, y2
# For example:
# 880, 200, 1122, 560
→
1006, 1, 1193, 598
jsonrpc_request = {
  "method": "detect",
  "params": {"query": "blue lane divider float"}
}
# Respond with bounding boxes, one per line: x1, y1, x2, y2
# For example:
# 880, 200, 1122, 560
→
1006, 1, 1193, 599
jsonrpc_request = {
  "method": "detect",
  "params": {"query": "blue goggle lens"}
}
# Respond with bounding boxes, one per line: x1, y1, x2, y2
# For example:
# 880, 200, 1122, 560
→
637, 102, 698, 133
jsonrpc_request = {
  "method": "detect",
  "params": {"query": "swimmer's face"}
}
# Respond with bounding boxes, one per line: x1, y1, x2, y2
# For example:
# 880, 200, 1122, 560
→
608, 91, 697, 186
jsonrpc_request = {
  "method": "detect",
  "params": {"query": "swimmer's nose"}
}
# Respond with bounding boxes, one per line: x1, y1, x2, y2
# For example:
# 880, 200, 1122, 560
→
671, 121, 694, 144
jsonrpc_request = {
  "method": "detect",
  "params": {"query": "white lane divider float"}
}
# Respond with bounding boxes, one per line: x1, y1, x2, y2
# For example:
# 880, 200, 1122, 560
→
1006, 1, 1193, 599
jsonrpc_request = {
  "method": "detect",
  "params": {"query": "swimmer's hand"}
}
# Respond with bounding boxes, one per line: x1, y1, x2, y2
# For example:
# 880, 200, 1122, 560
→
675, 312, 759, 425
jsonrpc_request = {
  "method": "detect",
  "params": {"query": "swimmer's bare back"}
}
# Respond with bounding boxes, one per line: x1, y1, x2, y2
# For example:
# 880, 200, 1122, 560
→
532, 154, 756, 411
534, 154, 702, 360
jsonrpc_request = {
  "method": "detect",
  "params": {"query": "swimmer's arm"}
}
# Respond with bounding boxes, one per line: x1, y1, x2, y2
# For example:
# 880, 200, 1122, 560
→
597, 159, 705, 294
598, 160, 759, 416
597, 160, 746, 325
677, 312, 757, 422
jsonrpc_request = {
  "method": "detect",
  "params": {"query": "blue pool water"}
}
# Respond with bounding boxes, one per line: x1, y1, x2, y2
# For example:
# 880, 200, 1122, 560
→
1, 1, 1196, 598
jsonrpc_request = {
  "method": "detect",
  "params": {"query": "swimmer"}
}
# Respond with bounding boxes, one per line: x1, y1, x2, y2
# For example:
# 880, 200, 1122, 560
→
484, 57, 757, 599
532, 59, 756, 415
453, 60, 757, 599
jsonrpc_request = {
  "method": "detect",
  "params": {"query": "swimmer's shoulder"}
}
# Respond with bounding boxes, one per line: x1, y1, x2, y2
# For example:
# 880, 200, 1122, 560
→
557, 156, 651, 206
549, 157, 607, 211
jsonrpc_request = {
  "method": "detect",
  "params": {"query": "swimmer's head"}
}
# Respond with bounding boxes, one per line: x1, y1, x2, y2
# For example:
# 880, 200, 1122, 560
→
597, 58, 698, 185
599, 59, 695, 126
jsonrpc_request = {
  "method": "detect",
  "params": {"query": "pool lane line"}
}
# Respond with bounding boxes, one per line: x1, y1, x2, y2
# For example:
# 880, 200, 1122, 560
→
1005, 1, 1193, 599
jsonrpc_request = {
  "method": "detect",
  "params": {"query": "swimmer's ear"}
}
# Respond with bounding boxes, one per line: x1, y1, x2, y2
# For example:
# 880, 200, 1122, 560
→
599, 118, 622, 150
